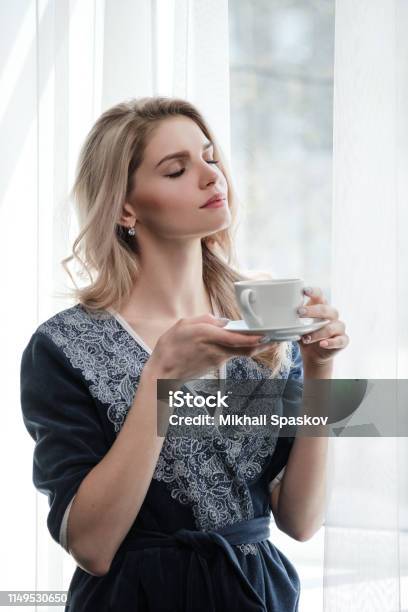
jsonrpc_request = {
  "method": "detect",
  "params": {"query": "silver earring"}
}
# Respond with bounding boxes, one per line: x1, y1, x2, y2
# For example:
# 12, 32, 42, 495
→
128, 225, 136, 236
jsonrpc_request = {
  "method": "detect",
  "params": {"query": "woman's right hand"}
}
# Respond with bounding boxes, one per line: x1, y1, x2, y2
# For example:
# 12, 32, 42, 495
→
144, 313, 269, 382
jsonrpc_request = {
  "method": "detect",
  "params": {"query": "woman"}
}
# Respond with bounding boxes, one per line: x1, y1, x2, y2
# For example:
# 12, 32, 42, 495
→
20, 96, 348, 611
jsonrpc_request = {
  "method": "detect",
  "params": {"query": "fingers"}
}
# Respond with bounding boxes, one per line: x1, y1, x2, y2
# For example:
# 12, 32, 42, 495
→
317, 334, 350, 349
198, 324, 264, 348
298, 303, 339, 320
303, 286, 328, 304
301, 320, 345, 345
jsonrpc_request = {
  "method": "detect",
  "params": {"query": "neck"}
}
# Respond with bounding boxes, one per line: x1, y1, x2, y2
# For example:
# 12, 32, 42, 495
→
119, 234, 213, 321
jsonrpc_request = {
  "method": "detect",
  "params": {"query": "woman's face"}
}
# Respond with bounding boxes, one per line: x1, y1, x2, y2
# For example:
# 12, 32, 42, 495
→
124, 116, 230, 240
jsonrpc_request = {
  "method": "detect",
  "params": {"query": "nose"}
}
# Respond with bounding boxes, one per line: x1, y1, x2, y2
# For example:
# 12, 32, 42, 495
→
200, 160, 219, 186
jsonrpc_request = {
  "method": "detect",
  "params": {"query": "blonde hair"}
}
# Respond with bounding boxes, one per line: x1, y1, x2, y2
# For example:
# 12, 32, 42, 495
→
61, 96, 292, 377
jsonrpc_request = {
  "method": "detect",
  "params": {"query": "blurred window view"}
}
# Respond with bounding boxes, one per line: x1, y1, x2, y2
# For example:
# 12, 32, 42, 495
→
229, 0, 335, 302
229, 2, 335, 610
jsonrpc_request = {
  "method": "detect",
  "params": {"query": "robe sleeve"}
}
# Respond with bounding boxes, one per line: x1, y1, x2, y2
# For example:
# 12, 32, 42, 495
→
268, 341, 303, 492
20, 330, 110, 552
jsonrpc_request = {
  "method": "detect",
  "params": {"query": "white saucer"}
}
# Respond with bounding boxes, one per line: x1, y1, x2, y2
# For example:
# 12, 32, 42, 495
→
224, 318, 330, 342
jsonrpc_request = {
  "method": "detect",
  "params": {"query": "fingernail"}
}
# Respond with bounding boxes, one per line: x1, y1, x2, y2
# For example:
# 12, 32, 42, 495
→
216, 317, 229, 326
257, 335, 271, 344
297, 307, 307, 315
303, 287, 313, 295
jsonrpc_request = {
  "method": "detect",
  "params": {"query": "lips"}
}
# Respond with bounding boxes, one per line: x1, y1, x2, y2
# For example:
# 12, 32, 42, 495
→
200, 193, 226, 208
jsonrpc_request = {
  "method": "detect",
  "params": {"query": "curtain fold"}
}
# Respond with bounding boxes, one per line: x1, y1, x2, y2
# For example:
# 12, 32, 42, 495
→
325, 1, 408, 609
4, 1, 406, 609
2, 0, 231, 607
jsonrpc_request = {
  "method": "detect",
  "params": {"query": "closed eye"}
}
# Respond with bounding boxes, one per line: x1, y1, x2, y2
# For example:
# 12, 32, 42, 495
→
165, 160, 219, 179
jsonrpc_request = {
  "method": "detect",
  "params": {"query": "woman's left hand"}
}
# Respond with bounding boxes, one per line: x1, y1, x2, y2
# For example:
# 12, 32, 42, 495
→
297, 286, 349, 368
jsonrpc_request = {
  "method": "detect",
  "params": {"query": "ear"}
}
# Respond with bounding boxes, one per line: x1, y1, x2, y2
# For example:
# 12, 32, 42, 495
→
118, 202, 137, 227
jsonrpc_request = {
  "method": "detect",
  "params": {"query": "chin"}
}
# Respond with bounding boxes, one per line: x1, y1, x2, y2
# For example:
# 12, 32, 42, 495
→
203, 218, 231, 237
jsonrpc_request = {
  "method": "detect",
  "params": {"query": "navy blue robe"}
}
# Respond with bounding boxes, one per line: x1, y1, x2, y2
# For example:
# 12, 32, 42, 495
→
20, 304, 304, 611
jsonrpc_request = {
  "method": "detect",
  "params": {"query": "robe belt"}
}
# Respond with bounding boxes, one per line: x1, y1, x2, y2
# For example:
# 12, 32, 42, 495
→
115, 515, 271, 611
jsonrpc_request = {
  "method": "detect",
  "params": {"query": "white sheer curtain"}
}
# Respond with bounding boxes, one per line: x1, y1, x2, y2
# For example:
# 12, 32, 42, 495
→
1, 0, 230, 609
324, 1, 408, 610
2, 1, 407, 611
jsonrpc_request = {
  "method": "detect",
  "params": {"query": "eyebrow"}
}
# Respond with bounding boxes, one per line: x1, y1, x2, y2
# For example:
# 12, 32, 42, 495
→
155, 140, 214, 168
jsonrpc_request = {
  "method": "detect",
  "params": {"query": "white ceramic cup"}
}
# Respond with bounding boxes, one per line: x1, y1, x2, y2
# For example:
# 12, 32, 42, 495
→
234, 278, 307, 329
